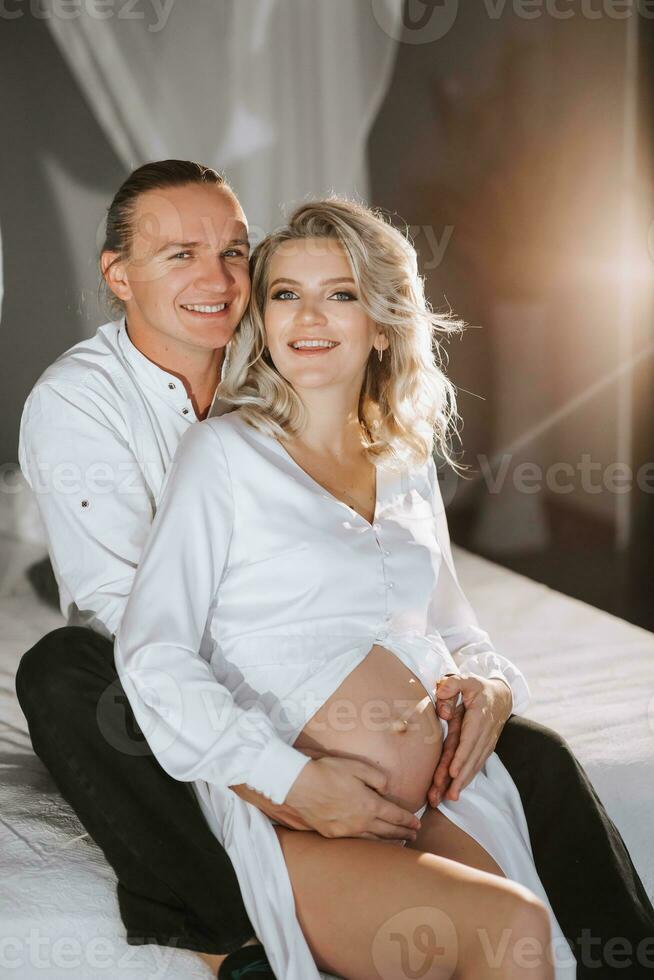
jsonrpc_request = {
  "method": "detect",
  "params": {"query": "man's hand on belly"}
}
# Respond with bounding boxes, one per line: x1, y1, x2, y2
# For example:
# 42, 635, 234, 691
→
230, 783, 313, 830
283, 756, 422, 843
229, 746, 328, 830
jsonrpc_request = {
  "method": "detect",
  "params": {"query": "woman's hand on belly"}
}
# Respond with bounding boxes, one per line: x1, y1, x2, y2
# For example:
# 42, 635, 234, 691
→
433, 674, 513, 801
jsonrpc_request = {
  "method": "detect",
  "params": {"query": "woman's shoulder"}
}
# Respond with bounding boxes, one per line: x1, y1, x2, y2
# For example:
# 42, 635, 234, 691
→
186, 411, 274, 473
201, 410, 260, 452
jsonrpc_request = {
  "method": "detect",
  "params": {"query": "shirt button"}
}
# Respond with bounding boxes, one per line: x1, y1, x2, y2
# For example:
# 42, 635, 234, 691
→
383, 549, 390, 557
168, 382, 176, 390
386, 582, 394, 589
182, 408, 189, 415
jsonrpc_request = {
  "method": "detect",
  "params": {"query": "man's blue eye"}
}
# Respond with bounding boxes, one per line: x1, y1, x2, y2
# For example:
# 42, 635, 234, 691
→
172, 252, 191, 260
224, 249, 248, 258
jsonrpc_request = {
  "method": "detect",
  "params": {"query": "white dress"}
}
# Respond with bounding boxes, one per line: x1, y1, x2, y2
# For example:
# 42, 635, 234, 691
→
115, 411, 576, 979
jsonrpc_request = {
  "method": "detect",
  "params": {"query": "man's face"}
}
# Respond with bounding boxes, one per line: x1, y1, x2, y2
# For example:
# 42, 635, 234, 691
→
112, 183, 251, 352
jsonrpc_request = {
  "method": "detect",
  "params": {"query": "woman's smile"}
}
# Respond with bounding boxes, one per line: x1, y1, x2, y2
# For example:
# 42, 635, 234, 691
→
287, 337, 341, 356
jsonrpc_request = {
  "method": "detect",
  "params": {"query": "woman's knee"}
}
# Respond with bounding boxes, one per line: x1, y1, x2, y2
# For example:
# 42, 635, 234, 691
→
462, 882, 552, 979
15, 626, 112, 711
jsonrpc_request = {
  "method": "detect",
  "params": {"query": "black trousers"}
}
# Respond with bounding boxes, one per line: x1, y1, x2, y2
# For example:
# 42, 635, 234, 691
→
15, 626, 654, 976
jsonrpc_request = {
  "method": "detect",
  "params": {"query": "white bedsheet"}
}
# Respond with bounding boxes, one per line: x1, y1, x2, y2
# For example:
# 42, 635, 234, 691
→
1, 542, 653, 979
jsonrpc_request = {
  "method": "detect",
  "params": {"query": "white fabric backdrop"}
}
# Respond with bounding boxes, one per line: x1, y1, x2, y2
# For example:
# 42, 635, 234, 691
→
43, 0, 403, 234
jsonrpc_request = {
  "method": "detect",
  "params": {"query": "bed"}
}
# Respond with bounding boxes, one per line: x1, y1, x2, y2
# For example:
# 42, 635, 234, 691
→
1, 482, 653, 979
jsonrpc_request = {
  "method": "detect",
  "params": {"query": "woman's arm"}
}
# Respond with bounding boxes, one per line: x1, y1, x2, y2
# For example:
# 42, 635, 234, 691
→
426, 456, 531, 715
114, 422, 311, 806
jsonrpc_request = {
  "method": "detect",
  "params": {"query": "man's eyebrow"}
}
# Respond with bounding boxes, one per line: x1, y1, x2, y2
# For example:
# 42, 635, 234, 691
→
155, 241, 201, 255
268, 276, 355, 288
155, 238, 250, 255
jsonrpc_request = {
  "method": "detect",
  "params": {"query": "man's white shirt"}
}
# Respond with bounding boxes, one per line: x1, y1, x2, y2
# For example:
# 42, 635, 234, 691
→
18, 318, 229, 640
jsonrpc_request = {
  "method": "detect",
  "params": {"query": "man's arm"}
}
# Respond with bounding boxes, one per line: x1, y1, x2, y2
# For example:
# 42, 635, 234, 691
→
19, 382, 153, 638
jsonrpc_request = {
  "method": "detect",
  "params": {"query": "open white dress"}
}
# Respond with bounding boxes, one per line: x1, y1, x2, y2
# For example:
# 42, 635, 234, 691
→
115, 411, 576, 979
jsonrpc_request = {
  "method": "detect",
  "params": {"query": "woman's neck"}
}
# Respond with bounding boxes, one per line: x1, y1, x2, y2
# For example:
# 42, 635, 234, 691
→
289, 390, 365, 460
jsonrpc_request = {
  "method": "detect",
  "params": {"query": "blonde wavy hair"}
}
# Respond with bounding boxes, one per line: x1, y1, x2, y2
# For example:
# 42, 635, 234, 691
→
219, 197, 465, 470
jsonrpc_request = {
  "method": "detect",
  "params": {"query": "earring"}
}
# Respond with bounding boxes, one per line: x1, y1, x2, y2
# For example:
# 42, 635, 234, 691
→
377, 346, 383, 363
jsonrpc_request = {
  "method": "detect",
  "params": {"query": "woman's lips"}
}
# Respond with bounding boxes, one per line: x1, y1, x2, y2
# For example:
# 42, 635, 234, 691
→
287, 342, 340, 357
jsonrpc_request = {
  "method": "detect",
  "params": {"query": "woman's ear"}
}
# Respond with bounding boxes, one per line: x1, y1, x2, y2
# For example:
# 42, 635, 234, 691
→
101, 250, 132, 304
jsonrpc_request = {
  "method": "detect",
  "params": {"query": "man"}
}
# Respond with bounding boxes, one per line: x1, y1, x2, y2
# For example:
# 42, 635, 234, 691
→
16, 159, 654, 979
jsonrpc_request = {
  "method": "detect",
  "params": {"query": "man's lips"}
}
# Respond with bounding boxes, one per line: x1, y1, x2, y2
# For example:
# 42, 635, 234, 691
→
181, 302, 231, 316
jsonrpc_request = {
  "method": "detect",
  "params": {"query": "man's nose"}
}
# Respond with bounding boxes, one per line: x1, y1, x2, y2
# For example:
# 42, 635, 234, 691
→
195, 256, 235, 292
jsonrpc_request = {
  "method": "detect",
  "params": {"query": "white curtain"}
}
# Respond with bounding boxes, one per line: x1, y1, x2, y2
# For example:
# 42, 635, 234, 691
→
43, 0, 403, 234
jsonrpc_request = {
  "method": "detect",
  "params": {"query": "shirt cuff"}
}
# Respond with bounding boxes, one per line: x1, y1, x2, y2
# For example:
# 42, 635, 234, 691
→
485, 670, 515, 714
246, 737, 312, 805
455, 654, 531, 716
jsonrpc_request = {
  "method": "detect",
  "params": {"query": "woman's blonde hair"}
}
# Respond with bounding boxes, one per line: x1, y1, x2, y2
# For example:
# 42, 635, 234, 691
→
219, 197, 465, 470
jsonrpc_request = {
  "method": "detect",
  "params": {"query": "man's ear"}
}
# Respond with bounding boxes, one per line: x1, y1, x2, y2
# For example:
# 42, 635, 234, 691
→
101, 250, 132, 304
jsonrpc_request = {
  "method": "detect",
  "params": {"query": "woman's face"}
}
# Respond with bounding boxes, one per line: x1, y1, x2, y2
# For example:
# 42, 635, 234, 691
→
263, 237, 385, 394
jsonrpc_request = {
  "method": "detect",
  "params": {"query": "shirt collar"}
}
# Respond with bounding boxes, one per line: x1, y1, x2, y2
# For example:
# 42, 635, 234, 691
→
116, 317, 222, 414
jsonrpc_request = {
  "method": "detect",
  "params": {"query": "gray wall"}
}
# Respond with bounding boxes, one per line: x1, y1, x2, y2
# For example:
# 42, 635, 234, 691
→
0, 14, 124, 464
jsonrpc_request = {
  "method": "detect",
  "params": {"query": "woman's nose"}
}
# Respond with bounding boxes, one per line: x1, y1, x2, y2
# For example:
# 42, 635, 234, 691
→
297, 300, 327, 325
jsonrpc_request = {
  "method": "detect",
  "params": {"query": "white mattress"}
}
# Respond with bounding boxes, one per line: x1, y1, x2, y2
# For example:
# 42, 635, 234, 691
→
1, 542, 653, 979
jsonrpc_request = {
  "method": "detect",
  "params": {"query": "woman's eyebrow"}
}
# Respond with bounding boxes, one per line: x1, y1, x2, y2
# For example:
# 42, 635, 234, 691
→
269, 276, 356, 287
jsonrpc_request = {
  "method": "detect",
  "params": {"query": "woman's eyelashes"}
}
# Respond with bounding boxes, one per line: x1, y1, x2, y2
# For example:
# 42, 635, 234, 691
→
270, 288, 357, 302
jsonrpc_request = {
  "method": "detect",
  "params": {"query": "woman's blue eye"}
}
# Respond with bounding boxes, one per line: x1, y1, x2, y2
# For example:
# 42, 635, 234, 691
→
271, 289, 298, 300
331, 291, 356, 301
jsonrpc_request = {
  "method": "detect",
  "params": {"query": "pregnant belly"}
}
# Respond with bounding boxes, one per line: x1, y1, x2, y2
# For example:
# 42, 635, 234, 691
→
292, 645, 444, 813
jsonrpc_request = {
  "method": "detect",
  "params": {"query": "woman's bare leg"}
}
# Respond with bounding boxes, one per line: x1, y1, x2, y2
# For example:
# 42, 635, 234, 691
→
407, 805, 506, 878
275, 827, 553, 980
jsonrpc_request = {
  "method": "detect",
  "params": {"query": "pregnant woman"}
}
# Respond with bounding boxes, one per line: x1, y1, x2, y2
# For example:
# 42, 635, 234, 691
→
115, 199, 577, 979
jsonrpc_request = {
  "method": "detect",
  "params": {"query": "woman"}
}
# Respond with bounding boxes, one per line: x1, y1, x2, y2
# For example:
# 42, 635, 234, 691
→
115, 199, 576, 979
